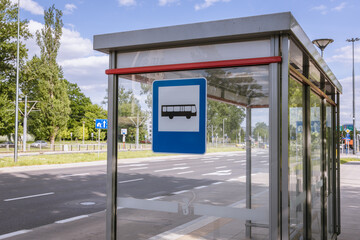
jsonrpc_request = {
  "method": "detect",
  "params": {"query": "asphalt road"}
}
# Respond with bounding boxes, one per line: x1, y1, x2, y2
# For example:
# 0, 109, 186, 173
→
0, 149, 270, 239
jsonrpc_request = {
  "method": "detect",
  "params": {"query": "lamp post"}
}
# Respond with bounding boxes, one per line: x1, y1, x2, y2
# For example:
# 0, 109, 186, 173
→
347, 37, 360, 154
14, 0, 20, 162
82, 121, 85, 145
312, 38, 334, 58
223, 118, 227, 147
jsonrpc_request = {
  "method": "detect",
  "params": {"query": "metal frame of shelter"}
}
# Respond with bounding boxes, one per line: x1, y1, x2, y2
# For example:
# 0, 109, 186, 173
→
94, 12, 342, 240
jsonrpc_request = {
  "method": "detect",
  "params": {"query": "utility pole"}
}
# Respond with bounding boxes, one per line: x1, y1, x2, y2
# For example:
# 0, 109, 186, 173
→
129, 112, 147, 149
19, 97, 38, 152
347, 37, 359, 154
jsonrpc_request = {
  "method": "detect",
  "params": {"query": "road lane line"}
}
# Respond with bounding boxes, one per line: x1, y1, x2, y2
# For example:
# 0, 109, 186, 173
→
118, 178, 144, 184
203, 161, 214, 163
147, 196, 165, 201
172, 190, 189, 195
234, 160, 245, 163
4, 192, 54, 202
0, 230, 32, 240
129, 167, 148, 170
154, 167, 189, 173
58, 173, 90, 178
226, 159, 235, 161
173, 163, 187, 166
211, 182, 224, 185
118, 163, 148, 168
194, 185, 208, 189
55, 215, 88, 224
177, 171, 194, 175
215, 166, 227, 169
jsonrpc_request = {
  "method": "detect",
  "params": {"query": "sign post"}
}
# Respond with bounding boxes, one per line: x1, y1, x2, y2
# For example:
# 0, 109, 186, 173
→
152, 78, 207, 154
95, 119, 108, 157
121, 129, 127, 149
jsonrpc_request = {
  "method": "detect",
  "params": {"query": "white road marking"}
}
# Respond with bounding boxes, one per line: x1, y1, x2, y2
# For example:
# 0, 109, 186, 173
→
129, 167, 148, 170
194, 185, 208, 190
204, 161, 214, 163
154, 167, 189, 173
118, 163, 148, 168
55, 215, 88, 224
172, 190, 189, 195
4, 192, 54, 202
147, 196, 165, 201
234, 160, 245, 163
177, 171, 194, 175
211, 182, 224, 185
0, 230, 32, 240
118, 178, 144, 184
59, 173, 90, 178
215, 166, 227, 169
226, 159, 235, 161
202, 170, 232, 176
173, 163, 187, 166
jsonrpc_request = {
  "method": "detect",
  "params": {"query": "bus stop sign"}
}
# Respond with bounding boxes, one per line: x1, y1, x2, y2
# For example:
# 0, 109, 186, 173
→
152, 78, 207, 154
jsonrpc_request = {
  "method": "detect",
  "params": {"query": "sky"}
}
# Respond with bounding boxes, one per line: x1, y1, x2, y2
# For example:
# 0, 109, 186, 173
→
13, 0, 360, 126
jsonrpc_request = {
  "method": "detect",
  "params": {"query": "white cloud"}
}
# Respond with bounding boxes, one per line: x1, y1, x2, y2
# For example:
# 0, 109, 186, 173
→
10, 0, 44, 15
59, 28, 93, 61
64, 3, 77, 15
195, 0, 230, 10
332, 2, 346, 11
118, 0, 136, 6
159, 0, 179, 6
328, 45, 360, 63
310, 4, 328, 15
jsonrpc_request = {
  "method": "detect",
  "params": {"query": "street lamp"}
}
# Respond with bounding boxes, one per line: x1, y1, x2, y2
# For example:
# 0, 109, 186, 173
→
347, 37, 360, 154
14, 0, 21, 162
312, 38, 334, 58
223, 118, 227, 147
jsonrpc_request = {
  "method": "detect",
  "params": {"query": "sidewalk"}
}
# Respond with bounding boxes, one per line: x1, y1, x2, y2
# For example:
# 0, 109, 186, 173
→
337, 161, 360, 239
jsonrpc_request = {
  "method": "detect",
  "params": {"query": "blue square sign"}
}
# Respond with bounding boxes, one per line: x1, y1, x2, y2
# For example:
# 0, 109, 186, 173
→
95, 119, 108, 129
152, 78, 207, 154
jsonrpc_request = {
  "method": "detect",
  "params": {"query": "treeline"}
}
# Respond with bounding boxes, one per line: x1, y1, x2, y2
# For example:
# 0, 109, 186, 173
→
0, 1, 106, 144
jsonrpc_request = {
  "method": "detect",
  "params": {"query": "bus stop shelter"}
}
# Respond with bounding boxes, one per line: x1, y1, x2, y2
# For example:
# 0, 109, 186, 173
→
94, 12, 342, 240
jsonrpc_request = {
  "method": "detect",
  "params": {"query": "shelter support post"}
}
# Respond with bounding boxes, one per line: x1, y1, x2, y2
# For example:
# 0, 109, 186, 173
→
269, 35, 281, 240
246, 107, 252, 238
106, 52, 118, 240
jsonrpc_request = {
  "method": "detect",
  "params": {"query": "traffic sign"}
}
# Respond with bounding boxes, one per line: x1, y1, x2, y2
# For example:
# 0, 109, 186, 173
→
121, 129, 127, 135
95, 119, 108, 129
152, 78, 207, 154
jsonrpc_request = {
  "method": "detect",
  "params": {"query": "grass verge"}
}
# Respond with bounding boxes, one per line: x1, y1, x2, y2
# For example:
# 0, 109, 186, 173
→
0, 147, 244, 168
340, 158, 360, 164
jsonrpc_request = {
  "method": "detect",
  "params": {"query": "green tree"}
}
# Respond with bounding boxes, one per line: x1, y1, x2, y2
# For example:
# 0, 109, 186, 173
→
23, 5, 70, 144
0, 0, 30, 137
65, 80, 92, 129
253, 122, 268, 142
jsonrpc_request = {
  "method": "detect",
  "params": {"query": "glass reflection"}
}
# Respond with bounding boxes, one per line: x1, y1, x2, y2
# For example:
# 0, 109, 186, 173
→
310, 91, 322, 240
288, 78, 304, 239
116, 66, 270, 239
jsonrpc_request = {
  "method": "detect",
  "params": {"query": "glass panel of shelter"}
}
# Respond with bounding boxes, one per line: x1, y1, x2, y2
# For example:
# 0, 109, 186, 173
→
115, 66, 270, 239
289, 37, 339, 240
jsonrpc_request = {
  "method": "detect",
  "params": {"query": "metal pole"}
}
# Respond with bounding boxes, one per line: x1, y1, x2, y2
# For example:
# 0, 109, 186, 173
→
136, 112, 139, 149
352, 40, 356, 154
245, 107, 252, 238
14, 0, 20, 162
82, 121, 85, 145
106, 52, 118, 240
347, 38, 359, 154
23, 95, 27, 152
